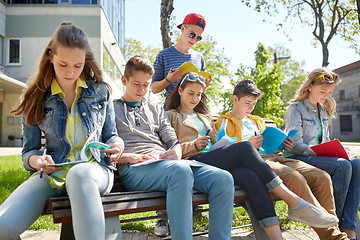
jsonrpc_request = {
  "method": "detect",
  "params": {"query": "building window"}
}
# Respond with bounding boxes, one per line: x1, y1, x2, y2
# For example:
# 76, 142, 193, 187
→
340, 115, 352, 132
339, 89, 345, 101
8, 39, 21, 64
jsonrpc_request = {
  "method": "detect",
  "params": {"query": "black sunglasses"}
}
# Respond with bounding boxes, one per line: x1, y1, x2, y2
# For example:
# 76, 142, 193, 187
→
184, 26, 202, 41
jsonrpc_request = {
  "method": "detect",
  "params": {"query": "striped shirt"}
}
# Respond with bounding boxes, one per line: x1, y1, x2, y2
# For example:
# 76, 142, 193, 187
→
152, 46, 205, 99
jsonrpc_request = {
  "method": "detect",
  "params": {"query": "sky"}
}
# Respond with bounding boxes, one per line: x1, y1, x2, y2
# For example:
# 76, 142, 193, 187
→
124, 0, 360, 74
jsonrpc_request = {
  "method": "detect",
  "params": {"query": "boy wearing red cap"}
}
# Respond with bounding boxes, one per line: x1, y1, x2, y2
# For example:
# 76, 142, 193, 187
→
151, 13, 208, 104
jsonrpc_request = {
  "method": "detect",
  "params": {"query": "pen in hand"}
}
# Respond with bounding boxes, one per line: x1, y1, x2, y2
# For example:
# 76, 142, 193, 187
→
40, 148, 47, 178
170, 141, 179, 149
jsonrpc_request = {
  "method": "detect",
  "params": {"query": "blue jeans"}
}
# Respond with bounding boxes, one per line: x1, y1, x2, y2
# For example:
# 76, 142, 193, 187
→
291, 155, 360, 230
0, 163, 114, 240
121, 160, 234, 240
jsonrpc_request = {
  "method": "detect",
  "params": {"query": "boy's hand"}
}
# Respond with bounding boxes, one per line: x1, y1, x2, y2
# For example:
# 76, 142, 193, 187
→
283, 138, 294, 152
166, 68, 180, 83
119, 153, 157, 164
248, 135, 263, 149
194, 136, 210, 151
159, 144, 182, 160
205, 76, 212, 89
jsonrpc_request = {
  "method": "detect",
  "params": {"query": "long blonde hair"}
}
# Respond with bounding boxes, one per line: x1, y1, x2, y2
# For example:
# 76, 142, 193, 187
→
290, 67, 339, 118
11, 22, 107, 125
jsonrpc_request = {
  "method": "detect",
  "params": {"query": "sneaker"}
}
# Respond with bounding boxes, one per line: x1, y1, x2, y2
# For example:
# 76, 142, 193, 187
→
288, 202, 339, 228
154, 220, 169, 237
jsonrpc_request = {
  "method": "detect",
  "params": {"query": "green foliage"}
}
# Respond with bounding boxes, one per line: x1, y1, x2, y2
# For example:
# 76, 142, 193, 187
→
230, 43, 285, 126
240, 0, 360, 66
124, 38, 161, 63
267, 44, 308, 105
192, 35, 233, 105
0, 155, 60, 230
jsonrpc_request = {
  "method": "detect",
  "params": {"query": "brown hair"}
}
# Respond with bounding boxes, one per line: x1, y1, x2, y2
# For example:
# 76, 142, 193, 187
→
124, 55, 154, 79
290, 67, 340, 118
11, 22, 106, 125
166, 72, 209, 115
233, 80, 263, 100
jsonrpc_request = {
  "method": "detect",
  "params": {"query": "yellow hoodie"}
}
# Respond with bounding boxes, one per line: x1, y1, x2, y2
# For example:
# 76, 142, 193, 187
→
214, 112, 266, 142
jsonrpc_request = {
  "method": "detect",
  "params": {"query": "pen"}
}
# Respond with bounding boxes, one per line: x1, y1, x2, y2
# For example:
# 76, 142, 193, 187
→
170, 68, 175, 73
254, 131, 257, 136
205, 129, 210, 136
40, 148, 47, 178
170, 141, 179, 149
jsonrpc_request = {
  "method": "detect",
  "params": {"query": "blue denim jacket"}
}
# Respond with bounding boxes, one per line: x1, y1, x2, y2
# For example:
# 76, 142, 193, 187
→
285, 98, 330, 156
22, 80, 123, 171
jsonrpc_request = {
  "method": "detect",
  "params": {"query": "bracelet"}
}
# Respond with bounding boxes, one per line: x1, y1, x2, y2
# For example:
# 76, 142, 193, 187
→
165, 77, 172, 84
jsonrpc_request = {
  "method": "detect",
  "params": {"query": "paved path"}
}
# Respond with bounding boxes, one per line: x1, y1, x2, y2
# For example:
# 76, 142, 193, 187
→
20, 227, 320, 240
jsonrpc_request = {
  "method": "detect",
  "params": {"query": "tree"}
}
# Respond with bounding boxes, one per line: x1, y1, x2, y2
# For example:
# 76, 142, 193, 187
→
160, 0, 174, 49
241, 0, 360, 67
124, 38, 161, 63
224, 43, 285, 126
267, 44, 308, 105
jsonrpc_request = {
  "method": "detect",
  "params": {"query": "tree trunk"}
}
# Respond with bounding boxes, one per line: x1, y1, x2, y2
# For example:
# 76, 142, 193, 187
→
321, 43, 329, 67
357, 0, 360, 25
160, 0, 174, 49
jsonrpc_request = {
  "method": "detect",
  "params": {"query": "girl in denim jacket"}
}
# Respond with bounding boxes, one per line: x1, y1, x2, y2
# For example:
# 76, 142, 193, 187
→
0, 23, 124, 240
285, 67, 360, 240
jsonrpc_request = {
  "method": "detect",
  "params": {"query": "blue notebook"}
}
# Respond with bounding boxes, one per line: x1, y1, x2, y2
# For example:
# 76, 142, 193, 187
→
261, 127, 298, 154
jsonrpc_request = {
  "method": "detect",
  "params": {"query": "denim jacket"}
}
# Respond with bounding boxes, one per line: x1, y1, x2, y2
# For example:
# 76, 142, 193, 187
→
22, 80, 123, 171
285, 98, 330, 156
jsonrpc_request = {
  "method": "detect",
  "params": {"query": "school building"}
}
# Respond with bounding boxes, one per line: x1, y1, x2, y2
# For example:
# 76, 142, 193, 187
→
330, 60, 360, 141
0, 0, 126, 146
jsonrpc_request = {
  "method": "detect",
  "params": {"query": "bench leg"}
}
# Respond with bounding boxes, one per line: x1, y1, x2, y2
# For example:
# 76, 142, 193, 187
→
105, 216, 122, 240
244, 200, 270, 240
59, 217, 122, 240
60, 222, 75, 240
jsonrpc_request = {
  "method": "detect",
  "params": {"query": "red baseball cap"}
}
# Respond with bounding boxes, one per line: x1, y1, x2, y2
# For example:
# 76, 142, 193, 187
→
177, 13, 206, 30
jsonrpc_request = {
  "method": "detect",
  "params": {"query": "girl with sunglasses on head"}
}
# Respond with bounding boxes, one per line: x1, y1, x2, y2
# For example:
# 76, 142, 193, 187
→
166, 72, 338, 240
285, 67, 360, 240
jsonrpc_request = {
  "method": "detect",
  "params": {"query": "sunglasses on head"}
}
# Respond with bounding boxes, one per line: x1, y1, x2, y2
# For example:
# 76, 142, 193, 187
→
180, 73, 206, 87
184, 26, 202, 41
313, 73, 338, 83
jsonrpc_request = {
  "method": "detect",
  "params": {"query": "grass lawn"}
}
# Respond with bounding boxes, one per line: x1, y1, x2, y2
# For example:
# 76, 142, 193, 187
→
1, 154, 309, 233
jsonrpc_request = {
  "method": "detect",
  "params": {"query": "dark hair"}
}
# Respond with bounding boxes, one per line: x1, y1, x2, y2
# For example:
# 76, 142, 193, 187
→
124, 55, 154, 79
166, 72, 209, 115
11, 22, 106, 125
233, 80, 263, 99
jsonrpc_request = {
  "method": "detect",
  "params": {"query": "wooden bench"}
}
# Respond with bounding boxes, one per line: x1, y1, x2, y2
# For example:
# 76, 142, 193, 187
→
44, 176, 275, 240
41, 118, 279, 240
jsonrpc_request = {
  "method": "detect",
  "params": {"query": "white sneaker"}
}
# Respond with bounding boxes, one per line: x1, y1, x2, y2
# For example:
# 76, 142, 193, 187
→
154, 220, 169, 237
288, 202, 339, 228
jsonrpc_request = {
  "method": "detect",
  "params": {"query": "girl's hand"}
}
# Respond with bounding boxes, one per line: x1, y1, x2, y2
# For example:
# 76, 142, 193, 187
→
283, 138, 294, 152
194, 136, 210, 151
119, 153, 157, 164
167, 68, 180, 83
104, 142, 123, 163
29, 154, 61, 174
248, 135, 263, 149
